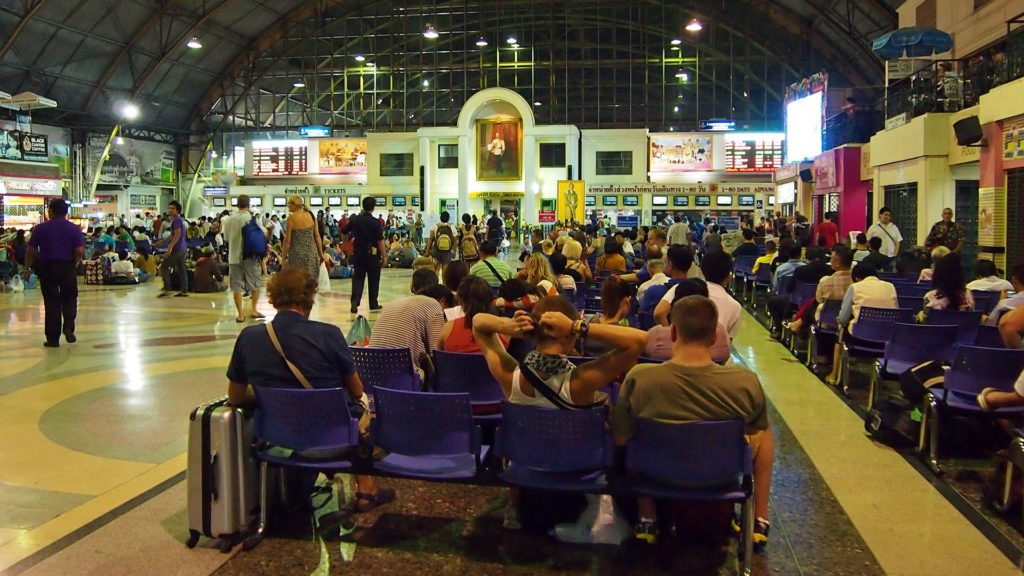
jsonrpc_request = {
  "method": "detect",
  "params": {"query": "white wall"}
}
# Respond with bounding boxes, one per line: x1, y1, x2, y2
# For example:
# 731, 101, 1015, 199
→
581, 129, 648, 184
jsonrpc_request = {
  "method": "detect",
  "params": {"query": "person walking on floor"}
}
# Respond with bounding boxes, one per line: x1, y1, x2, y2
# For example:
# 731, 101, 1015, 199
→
282, 195, 327, 284
155, 200, 189, 297
341, 196, 387, 314
24, 198, 85, 348
223, 194, 268, 323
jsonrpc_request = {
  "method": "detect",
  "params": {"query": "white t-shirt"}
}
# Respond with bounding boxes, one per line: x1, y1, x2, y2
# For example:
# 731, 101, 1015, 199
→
966, 276, 1014, 293
637, 272, 668, 301
661, 281, 742, 338
111, 260, 135, 276
1014, 367, 1024, 397
867, 222, 903, 257
223, 209, 266, 265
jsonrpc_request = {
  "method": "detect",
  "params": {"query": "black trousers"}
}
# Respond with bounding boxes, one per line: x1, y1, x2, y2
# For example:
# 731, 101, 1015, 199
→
160, 249, 188, 292
351, 254, 381, 309
36, 260, 78, 343
767, 295, 791, 330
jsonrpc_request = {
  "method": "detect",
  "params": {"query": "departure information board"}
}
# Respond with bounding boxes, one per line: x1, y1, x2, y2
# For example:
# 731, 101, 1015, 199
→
724, 133, 784, 173
252, 141, 308, 176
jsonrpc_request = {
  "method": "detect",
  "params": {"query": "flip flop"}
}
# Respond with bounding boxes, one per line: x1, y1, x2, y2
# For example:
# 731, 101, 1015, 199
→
250, 313, 267, 320
235, 316, 245, 323
353, 488, 396, 513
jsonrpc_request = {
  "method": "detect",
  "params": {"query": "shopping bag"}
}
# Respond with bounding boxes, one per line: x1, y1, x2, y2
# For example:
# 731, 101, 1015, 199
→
552, 494, 631, 545
9, 275, 24, 293
346, 315, 372, 347
317, 262, 332, 294
23, 273, 37, 290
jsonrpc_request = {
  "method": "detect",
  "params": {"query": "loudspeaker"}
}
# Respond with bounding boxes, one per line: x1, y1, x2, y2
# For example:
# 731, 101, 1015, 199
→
799, 168, 813, 183
953, 116, 983, 146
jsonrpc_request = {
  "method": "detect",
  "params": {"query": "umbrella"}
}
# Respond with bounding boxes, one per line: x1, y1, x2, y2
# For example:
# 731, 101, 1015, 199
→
872, 27, 953, 59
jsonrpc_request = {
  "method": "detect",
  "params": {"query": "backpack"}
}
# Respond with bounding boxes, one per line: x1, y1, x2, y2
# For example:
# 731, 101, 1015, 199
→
242, 215, 268, 259
436, 224, 455, 252
461, 235, 479, 260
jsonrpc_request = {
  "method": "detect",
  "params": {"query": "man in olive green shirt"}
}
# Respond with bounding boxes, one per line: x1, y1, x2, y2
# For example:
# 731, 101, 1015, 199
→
613, 294, 775, 548
469, 240, 514, 288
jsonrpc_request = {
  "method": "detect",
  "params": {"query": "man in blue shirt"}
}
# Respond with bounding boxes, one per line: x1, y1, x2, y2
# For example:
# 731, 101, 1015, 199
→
226, 267, 395, 513
619, 228, 667, 285
766, 244, 806, 338
25, 198, 85, 347
639, 245, 693, 316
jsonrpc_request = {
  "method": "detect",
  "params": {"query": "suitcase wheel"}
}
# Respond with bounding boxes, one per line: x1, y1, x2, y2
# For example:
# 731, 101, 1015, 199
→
242, 533, 263, 552
218, 537, 237, 554
185, 529, 200, 549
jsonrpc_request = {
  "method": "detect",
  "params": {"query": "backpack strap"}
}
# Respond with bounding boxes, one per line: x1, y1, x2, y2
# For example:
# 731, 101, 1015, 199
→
519, 364, 605, 410
266, 323, 313, 390
481, 258, 508, 284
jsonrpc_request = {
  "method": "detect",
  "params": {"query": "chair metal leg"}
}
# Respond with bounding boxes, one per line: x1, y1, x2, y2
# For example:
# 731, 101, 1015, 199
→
740, 495, 754, 576
840, 345, 850, 396
243, 461, 270, 551
921, 395, 942, 475
868, 362, 881, 410
991, 460, 1015, 514
807, 331, 815, 367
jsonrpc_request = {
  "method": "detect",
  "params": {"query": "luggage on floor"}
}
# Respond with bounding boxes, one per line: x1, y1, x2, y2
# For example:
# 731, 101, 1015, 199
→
185, 397, 257, 553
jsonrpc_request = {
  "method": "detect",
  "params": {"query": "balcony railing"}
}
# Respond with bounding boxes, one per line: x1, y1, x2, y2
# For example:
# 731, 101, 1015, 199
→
824, 109, 883, 149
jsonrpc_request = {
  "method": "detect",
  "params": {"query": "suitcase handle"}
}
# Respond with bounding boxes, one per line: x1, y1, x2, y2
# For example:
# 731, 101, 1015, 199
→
209, 452, 219, 501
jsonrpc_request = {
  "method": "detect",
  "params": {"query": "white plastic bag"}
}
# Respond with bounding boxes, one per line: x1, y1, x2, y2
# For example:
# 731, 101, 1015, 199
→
552, 494, 631, 545
9, 275, 24, 293
318, 262, 332, 294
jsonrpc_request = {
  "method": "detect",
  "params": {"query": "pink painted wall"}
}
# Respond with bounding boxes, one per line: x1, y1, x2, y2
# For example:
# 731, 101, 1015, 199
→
980, 121, 1004, 188
813, 146, 869, 239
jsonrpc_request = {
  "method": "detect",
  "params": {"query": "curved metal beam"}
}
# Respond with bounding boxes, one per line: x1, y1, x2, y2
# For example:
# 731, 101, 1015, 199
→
0, 0, 51, 61
83, 0, 181, 110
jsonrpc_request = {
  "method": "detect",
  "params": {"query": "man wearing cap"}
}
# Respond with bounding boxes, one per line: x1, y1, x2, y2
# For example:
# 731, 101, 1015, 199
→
24, 198, 85, 347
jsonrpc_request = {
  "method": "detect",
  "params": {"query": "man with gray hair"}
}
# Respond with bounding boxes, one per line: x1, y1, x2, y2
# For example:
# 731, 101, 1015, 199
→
223, 194, 268, 322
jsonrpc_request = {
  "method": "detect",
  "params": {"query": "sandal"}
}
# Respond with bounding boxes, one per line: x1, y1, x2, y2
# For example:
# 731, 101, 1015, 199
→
235, 316, 246, 323
353, 488, 396, 513
250, 312, 267, 320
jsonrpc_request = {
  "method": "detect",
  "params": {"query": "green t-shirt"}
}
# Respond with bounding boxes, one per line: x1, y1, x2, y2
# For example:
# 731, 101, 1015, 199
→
611, 361, 768, 439
470, 257, 514, 288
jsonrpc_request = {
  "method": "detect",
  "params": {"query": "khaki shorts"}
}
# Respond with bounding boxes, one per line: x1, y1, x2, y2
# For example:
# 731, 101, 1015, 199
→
229, 259, 261, 292
744, 430, 766, 459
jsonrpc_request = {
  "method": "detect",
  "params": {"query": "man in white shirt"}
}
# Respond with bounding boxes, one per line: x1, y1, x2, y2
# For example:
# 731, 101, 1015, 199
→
655, 250, 741, 339
636, 260, 667, 301
866, 206, 903, 258
110, 250, 136, 278
966, 259, 1014, 294
667, 219, 689, 246
222, 195, 268, 322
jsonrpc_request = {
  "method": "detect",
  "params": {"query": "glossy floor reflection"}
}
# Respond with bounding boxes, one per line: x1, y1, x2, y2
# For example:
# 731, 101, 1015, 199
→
1, 270, 1020, 575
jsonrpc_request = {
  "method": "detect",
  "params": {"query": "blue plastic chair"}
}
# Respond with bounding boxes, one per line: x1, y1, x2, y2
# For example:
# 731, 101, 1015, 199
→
839, 307, 915, 395
626, 419, 755, 574
136, 239, 152, 253
897, 294, 923, 312
567, 356, 620, 403
584, 296, 602, 311
972, 290, 1000, 314
115, 240, 130, 253
925, 309, 983, 343
350, 347, 420, 392
974, 325, 1006, 348
494, 402, 611, 491
370, 387, 486, 479
920, 346, 1024, 473
432, 351, 506, 419
638, 311, 657, 330
783, 282, 818, 350
869, 323, 958, 408
733, 256, 756, 298
244, 387, 360, 551
809, 300, 843, 368
748, 266, 772, 306
895, 284, 931, 299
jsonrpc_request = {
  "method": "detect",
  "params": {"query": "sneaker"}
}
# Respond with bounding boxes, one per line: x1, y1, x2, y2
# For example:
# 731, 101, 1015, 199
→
634, 519, 658, 544
502, 503, 521, 530
753, 519, 770, 549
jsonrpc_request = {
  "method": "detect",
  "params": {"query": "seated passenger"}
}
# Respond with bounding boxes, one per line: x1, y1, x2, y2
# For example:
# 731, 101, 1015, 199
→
966, 258, 1013, 295
852, 233, 870, 264
827, 264, 898, 384
517, 252, 559, 296
641, 246, 693, 317
656, 251, 741, 339
225, 267, 394, 513
613, 294, 773, 546
561, 238, 592, 282
193, 249, 226, 293
988, 262, 1024, 325
548, 253, 580, 291
492, 278, 544, 311
469, 241, 515, 288
635, 259, 666, 302
439, 276, 507, 353
860, 236, 892, 273
922, 253, 974, 316
751, 240, 777, 274
369, 281, 453, 381
645, 279, 731, 364
917, 246, 949, 284
473, 296, 647, 529
110, 250, 136, 279
595, 240, 627, 275
731, 229, 761, 258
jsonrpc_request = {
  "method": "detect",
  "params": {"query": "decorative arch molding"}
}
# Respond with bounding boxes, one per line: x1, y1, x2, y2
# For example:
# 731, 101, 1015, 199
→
457, 88, 536, 132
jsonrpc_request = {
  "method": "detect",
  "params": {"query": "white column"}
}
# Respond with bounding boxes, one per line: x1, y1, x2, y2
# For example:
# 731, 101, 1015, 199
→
565, 132, 580, 181
522, 134, 537, 219
458, 135, 470, 217
418, 135, 431, 214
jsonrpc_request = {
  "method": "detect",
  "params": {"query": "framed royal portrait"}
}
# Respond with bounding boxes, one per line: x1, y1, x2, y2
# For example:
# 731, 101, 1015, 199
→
476, 119, 522, 181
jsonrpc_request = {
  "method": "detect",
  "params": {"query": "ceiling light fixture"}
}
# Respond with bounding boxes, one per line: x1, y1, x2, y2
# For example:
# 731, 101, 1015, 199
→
354, 54, 366, 62
424, 24, 439, 39
366, 62, 375, 67
423, 79, 430, 87
293, 79, 306, 88
670, 38, 682, 45
115, 136, 125, 145
186, 36, 202, 49
686, 18, 703, 32
675, 68, 686, 78
533, 101, 542, 106
119, 102, 140, 120
475, 36, 488, 47
506, 34, 517, 44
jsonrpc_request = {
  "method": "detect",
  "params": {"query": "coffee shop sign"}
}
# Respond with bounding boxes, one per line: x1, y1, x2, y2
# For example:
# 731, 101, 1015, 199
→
3, 179, 59, 193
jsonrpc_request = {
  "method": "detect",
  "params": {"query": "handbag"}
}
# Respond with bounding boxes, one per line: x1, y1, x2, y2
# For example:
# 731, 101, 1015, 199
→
346, 314, 373, 347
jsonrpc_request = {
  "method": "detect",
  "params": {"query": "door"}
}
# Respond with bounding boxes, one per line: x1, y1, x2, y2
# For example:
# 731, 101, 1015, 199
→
954, 180, 979, 277
1008, 169, 1024, 274
883, 183, 919, 249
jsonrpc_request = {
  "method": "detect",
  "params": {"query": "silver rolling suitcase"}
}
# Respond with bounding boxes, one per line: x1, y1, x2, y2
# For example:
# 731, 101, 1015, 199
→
185, 397, 257, 552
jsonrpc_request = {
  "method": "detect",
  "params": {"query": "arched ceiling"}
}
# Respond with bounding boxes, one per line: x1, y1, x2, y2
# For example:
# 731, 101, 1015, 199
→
0, 0, 899, 137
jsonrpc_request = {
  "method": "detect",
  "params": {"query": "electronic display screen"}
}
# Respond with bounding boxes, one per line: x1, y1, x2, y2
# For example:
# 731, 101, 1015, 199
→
695, 195, 711, 206
725, 133, 785, 172
585, 196, 596, 207
328, 196, 342, 206
623, 195, 639, 206
673, 196, 689, 207
652, 195, 668, 206
251, 140, 308, 176
392, 196, 407, 207
738, 195, 755, 206
777, 182, 796, 204
250, 197, 262, 207
602, 196, 618, 207
309, 197, 324, 206
412, 196, 420, 206
716, 195, 733, 206
768, 195, 776, 206
230, 197, 238, 206
212, 197, 226, 207
273, 197, 287, 207
346, 196, 360, 207
373, 196, 388, 206
785, 91, 823, 163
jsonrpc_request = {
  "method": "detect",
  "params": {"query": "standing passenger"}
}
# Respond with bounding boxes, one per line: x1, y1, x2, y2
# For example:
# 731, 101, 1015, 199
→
24, 198, 84, 347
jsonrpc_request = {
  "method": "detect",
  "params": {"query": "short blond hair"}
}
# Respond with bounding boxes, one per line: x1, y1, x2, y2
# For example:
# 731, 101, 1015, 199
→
287, 195, 305, 209
562, 239, 583, 261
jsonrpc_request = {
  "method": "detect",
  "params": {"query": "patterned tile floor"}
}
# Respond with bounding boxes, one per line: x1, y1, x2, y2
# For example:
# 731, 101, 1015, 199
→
0, 267, 1020, 575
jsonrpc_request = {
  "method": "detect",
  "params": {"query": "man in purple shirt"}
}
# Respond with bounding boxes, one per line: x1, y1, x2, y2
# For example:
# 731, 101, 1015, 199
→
25, 198, 85, 347
155, 200, 188, 297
